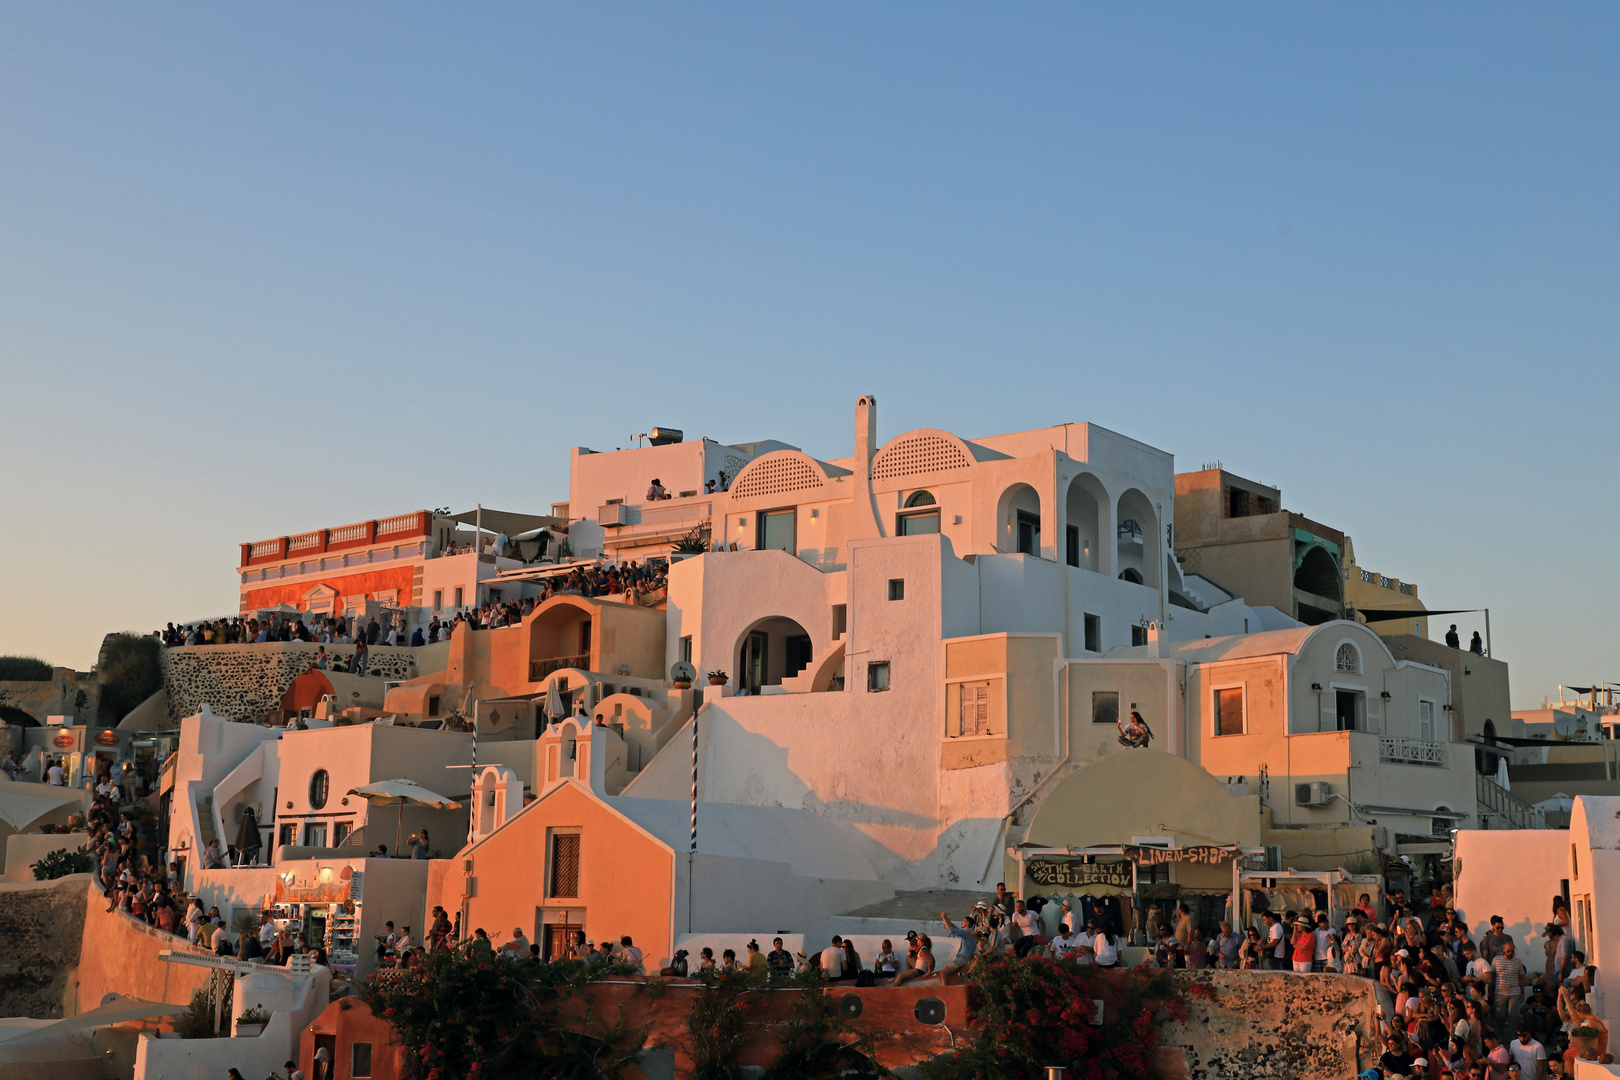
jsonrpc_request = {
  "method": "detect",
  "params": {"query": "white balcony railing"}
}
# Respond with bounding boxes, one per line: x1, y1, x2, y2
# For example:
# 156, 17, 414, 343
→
1379, 736, 1446, 767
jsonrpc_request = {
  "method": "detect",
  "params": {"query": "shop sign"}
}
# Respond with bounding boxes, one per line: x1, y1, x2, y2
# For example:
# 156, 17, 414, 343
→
94, 730, 120, 746
1123, 845, 1234, 866
274, 876, 352, 905
1026, 858, 1134, 889
52, 732, 75, 749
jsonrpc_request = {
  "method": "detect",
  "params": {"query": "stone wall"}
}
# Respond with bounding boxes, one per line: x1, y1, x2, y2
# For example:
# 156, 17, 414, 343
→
0, 876, 87, 1018
1160, 969, 1381, 1080
0, 672, 98, 726
160, 644, 430, 722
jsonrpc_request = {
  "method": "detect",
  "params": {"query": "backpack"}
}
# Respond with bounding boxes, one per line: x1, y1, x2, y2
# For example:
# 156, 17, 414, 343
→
855, 970, 875, 987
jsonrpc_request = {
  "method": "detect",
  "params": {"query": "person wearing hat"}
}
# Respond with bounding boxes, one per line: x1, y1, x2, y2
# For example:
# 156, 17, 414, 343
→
659, 948, 690, 977
1290, 918, 1316, 973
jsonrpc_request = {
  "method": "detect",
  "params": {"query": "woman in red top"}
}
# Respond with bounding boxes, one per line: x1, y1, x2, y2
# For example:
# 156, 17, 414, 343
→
1291, 920, 1316, 973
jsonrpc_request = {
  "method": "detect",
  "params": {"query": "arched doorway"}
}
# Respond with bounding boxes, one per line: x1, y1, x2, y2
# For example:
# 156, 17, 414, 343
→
997, 484, 1042, 557
735, 617, 814, 694
1064, 475, 1105, 570
1115, 488, 1159, 587
1293, 547, 1342, 624
0, 706, 40, 728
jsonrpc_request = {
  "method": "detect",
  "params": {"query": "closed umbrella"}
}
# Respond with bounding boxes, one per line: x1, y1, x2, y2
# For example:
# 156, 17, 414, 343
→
545, 680, 565, 727
234, 805, 262, 859
346, 780, 463, 856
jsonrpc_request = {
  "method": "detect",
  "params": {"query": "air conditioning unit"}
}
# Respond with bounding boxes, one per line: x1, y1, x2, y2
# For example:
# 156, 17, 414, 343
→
1295, 782, 1332, 807
598, 502, 629, 527
1262, 845, 1283, 872
1373, 826, 1390, 852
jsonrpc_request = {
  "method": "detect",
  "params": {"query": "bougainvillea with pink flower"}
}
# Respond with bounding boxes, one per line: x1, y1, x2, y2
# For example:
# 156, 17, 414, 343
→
919, 952, 1193, 1080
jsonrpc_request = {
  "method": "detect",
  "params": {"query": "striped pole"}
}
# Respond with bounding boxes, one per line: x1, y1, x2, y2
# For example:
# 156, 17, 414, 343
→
689, 709, 698, 853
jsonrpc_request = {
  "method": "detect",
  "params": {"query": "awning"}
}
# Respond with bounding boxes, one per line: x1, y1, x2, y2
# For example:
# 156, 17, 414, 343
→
0, 996, 186, 1044
451, 509, 567, 536
1354, 607, 1479, 623
0, 790, 81, 831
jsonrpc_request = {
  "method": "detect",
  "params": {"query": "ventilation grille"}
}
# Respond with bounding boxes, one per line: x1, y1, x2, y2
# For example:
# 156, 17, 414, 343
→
730, 455, 825, 499
550, 833, 580, 898
873, 435, 971, 480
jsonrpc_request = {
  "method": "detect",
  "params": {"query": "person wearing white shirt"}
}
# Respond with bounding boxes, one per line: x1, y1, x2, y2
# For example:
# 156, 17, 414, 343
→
819, 937, 847, 980
47, 760, 65, 786
1089, 924, 1120, 968
1509, 1028, 1548, 1080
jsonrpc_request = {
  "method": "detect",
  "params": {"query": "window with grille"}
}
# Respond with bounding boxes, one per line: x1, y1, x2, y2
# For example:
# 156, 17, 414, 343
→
1092, 691, 1119, 726
1335, 643, 1359, 672
960, 682, 992, 736
549, 833, 581, 898
872, 435, 970, 480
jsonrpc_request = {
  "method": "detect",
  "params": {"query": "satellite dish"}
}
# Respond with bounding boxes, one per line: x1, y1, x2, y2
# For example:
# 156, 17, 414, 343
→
670, 661, 697, 684
838, 993, 864, 1019
1555, 714, 1579, 737
914, 997, 946, 1025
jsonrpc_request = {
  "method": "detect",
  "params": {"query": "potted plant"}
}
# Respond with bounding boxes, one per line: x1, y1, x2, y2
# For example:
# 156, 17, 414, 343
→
672, 677, 692, 690
236, 1004, 271, 1037
1569, 1025, 1600, 1059
707, 670, 728, 686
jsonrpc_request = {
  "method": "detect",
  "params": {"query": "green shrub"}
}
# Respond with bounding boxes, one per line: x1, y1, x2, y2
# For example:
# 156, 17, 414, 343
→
31, 846, 97, 881
96, 633, 163, 724
171, 987, 229, 1039
0, 656, 53, 681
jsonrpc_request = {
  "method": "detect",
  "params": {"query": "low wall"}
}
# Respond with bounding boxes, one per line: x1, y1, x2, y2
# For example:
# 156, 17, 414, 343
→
1159, 969, 1383, 1080
3, 834, 82, 884
69, 879, 216, 1016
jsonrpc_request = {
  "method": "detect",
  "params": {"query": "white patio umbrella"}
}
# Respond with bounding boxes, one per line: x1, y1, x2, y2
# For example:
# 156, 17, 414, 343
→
346, 779, 463, 856
545, 680, 565, 727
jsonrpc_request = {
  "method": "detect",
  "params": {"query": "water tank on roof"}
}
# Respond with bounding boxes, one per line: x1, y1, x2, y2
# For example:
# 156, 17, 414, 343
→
648, 427, 683, 445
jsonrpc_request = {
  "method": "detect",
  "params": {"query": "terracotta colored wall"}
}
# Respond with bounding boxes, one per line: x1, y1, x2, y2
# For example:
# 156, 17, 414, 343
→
240, 566, 416, 613
460, 783, 676, 968
70, 878, 216, 1015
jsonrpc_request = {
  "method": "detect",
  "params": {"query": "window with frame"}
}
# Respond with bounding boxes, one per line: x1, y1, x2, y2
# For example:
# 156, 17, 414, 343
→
1016, 511, 1040, 556
867, 661, 890, 692
1418, 699, 1436, 741
279, 823, 297, 848
1083, 613, 1100, 653
304, 822, 328, 848
1335, 643, 1360, 673
352, 1042, 373, 1077
831, 605, 847, 639
1214, 687, 1246, 736
1092, 690, 1119, 726
757, 509, 796, 552
959, 682, 992, 736
898, 493, 940, 536
333, 822, 352, 847
309, 769, 330, 810
549, 832, 581, 898
888, 579, 905, 601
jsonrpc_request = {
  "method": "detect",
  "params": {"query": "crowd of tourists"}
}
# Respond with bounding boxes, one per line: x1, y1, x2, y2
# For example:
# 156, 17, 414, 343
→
1122, 886, 1607, 1080
155, 558, 670, 655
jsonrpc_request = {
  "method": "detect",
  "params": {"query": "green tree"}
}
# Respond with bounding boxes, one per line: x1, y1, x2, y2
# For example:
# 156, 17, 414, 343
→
96, 633, 163, 724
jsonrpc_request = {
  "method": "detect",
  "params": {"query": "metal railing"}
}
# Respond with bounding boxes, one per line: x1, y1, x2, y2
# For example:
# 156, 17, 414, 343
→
1379, 736, 1447, 767
1476, 774, 1545, 829
531, 654, 589, 681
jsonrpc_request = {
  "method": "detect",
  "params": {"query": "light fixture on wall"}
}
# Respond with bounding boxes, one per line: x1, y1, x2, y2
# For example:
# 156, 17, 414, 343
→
285, 801, 293, 809
1380, 691, 1392, 700
1311, 683, 1322, 692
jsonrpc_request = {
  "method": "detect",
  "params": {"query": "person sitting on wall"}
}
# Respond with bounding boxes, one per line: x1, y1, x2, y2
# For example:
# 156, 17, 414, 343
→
1117, 710, 1153, 748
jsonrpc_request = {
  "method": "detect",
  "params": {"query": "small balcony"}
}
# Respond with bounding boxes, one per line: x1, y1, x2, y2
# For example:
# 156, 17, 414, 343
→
531, 654, 589, 681
1379, 736, 1446, 768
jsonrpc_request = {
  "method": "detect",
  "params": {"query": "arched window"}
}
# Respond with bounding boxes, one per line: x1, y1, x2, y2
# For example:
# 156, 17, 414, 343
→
897, 490, 941, 535
905, 491, 936, 507
309, 769, 330, 810
1119, 568, 1144, 585
1335, 643, 1360, 673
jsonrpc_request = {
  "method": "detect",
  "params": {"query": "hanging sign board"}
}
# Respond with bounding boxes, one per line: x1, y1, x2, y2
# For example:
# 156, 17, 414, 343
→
1026, 859, 1134, 889
1122, 845, 1235, 866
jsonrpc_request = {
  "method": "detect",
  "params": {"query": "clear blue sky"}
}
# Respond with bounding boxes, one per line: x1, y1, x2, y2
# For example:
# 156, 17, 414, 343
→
2, 6, 1615, 707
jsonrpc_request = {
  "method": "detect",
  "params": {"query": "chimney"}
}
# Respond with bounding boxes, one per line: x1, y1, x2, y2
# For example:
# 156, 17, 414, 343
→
851, 395, 882, 540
